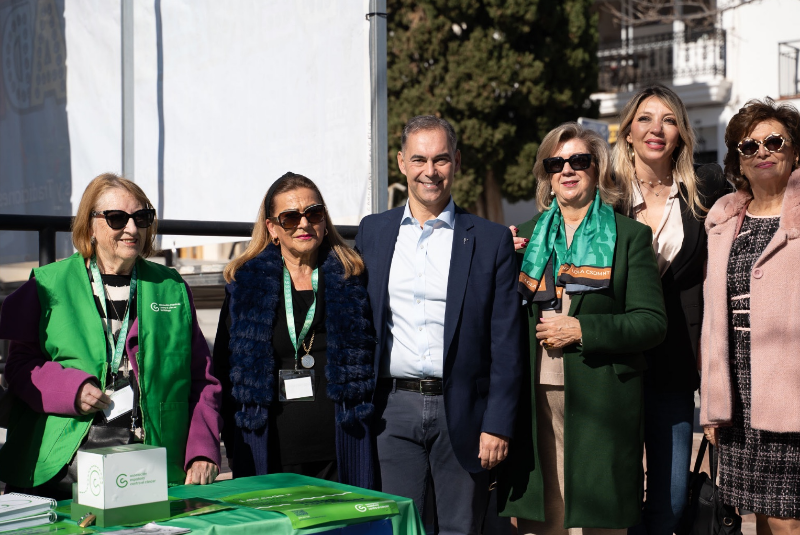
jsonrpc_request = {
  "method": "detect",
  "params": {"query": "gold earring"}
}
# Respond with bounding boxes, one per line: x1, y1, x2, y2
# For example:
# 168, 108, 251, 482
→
271, 236, 279, 246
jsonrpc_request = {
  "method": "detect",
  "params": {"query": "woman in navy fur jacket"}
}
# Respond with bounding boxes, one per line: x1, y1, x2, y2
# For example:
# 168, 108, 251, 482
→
213, 172, 376, 488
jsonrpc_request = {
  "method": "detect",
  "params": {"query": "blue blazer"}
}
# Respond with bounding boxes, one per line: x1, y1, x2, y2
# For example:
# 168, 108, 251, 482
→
356, 204, 523, 473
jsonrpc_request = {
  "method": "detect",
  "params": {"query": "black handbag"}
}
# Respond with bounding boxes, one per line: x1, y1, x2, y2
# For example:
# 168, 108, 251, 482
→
675, 436, 743, 535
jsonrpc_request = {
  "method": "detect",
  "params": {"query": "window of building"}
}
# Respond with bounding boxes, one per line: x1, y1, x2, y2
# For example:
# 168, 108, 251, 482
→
779, 41, 800, 99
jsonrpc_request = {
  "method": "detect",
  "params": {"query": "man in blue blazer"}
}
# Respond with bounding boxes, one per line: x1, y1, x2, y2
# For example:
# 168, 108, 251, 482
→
356, 115, 522, 533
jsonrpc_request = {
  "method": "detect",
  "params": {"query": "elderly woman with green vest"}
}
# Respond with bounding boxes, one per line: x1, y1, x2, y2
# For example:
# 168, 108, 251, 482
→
498, 123, 667, 533
0, 173, 222, 500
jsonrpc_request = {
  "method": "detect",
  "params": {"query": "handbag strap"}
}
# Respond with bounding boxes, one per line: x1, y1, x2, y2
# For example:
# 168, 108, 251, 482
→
709, 440, 719, 482
692, 436, 709, 475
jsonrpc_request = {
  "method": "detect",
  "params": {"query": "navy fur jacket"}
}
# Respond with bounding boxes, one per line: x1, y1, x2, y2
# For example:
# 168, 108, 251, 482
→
213, 243, 376, 487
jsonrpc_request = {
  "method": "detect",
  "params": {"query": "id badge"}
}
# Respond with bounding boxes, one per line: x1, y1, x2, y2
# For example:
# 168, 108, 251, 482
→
103, 385, 134, 422
278, 369, 315, 402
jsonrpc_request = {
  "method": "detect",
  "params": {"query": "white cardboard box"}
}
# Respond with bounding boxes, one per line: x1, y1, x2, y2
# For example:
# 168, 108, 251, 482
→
76, 444, 168, 509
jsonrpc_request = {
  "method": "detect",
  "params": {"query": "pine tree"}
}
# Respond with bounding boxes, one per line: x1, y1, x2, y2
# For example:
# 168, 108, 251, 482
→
387, 0, 599, 221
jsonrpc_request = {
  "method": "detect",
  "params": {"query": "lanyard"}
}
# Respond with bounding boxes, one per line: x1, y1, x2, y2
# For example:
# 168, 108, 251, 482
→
89, 255, 137, 375
282, 260, 318, 370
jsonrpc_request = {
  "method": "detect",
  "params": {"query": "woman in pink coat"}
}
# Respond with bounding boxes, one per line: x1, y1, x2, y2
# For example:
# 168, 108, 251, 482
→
701, 98, 800, 534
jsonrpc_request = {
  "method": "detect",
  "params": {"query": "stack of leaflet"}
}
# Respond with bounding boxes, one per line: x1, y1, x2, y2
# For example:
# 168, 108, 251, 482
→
0, 493, 57, 532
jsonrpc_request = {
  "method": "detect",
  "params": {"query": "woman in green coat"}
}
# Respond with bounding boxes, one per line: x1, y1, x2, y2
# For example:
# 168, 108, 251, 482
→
498, 122, 667, 533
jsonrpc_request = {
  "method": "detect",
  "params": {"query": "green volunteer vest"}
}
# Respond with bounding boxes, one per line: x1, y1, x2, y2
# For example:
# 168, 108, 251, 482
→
0, 253, 192, 487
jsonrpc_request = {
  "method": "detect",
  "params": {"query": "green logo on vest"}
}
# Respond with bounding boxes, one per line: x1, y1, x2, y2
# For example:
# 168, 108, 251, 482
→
116, 474, 128, 488
150, 302, 181, 312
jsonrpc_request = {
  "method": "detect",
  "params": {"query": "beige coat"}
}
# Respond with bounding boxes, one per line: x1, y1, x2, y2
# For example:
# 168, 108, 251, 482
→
701, 168, 800, 432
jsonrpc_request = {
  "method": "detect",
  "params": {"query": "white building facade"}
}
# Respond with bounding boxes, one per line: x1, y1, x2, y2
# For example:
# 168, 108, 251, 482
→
591, 0, 800, 165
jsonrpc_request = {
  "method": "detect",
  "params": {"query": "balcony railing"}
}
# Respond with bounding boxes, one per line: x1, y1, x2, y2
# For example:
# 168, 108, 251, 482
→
0, 214, 357, 267
597, 28, 726, 93
779, 41, 800, 98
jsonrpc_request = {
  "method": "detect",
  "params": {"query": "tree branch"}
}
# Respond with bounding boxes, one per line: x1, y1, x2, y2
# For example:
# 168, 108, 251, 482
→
600, 0, 760, 27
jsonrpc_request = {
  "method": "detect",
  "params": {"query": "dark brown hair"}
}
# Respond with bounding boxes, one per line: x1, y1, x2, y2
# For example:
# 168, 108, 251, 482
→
224, 172, 364, 282
724, 98, 800, 192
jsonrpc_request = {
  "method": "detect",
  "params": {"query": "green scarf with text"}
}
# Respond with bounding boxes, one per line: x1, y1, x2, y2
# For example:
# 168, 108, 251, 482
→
519, 190, 617, 310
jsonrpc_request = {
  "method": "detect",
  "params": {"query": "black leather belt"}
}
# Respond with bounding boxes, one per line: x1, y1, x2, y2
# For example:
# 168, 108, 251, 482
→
382, 377, 443, 395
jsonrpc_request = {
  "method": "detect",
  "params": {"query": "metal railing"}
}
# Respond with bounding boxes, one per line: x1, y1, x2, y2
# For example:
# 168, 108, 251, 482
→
0, 215, 359, 375
597, 28, 726, 93
0, 214, 358, 266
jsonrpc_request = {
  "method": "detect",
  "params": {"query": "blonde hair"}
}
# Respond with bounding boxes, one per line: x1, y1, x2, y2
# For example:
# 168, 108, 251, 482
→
72, 173, 158, 259
534, 122, 620, 212
224, 172, 364, 282
612, 84, 705, 217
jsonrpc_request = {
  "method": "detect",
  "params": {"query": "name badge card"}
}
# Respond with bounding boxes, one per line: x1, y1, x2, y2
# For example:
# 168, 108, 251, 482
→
278, 370, 315, 402
103, 385, 134, 421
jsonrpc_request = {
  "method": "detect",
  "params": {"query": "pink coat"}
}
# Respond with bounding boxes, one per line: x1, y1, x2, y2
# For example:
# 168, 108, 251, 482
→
700, 168, 800, 432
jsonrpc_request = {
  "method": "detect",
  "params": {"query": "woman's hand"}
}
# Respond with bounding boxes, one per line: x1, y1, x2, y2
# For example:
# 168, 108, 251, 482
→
536, 316, 582, 349
185, 459, 219, 485
75, 381, 112, 415
703, 426, 718, 446
509, 226, 529, 251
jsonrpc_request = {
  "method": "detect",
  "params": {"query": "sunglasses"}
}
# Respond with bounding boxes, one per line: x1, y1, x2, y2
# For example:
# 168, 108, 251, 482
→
92, 209, 155, 230
543, 153, 593, 174
737, 133, 786, 158
270, 204, 326, 230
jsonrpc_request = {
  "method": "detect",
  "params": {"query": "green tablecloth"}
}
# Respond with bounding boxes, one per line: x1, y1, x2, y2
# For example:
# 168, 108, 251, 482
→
157, 474, 424, 535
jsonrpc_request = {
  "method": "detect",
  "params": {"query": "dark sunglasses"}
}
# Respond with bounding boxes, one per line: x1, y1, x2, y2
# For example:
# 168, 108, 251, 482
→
737, 133, 786, 158
270, 204, 326, 230
91, 209, 155, 230
543, 153, 593, 174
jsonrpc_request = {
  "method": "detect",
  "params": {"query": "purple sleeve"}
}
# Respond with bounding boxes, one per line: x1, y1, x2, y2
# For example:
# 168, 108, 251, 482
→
183, 284, 223, 468
125, 283, 222, 469
1, 278, 94, 416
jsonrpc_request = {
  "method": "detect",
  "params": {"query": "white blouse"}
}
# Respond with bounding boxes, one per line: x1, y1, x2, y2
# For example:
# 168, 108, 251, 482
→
633, 179, 685, 277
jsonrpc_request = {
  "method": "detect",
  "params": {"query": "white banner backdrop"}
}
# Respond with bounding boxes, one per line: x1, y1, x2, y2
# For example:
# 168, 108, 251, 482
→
0, 0, 74, 264
65, 0, 374, 249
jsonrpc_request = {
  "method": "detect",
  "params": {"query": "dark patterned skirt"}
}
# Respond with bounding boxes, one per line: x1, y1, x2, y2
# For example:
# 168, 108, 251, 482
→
717, 329, 800, 518
719, 214, 800, 518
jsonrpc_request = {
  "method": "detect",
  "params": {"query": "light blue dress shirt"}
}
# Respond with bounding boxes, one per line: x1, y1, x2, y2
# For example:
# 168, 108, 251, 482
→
382, 198, 455, 379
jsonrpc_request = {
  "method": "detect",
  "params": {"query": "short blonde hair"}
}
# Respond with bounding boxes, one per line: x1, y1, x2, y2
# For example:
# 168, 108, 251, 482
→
534, 122, 619, 212
72, 173, 158, 258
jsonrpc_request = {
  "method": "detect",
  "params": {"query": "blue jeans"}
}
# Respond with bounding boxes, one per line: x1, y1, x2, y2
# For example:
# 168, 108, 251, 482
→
629, 389, 695, 535
374, 381, 492, 535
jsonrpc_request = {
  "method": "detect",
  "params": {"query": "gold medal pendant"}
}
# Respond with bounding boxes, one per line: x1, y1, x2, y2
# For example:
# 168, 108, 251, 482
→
301, 353, 315, 368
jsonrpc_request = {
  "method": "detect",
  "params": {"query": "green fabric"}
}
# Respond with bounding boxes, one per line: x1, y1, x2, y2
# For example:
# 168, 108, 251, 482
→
498, 213, 667, 528
220, 485, 398, 528
0, 253, 192, 487
134, 256, 192, 485
519, 191, 617, 306
161, 475, 425, 535
54, 475, 423, 534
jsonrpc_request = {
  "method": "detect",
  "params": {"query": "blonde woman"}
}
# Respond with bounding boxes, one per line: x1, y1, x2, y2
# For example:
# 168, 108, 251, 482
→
499, 123, 667, 533
612, 85, 729, 535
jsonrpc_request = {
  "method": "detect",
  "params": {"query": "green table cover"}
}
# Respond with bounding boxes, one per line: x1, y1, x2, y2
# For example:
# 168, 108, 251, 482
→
160, 474, 424, 535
